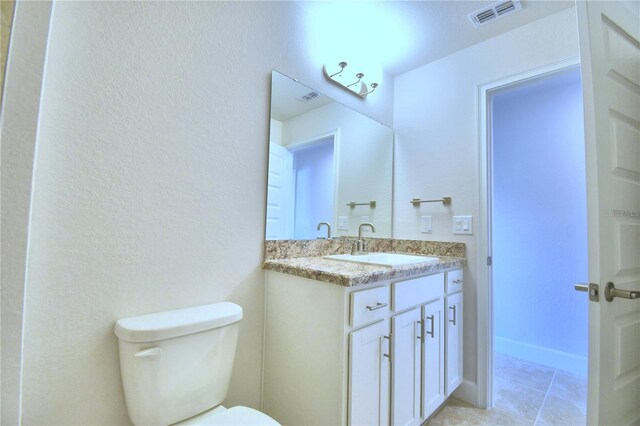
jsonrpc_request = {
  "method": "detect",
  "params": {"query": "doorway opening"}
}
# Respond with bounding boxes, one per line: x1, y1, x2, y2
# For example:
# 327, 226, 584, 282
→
489, 66, 588, 424
265, 133, 337, 240
290, 136, 335, 239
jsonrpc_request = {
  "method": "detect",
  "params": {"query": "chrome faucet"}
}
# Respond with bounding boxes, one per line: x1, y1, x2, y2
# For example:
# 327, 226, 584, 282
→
316, 222, 331, 239
351, 222, 376, 255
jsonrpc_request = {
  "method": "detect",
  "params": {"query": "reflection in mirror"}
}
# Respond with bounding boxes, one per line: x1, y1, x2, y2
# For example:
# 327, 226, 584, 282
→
265, 71, 393, 241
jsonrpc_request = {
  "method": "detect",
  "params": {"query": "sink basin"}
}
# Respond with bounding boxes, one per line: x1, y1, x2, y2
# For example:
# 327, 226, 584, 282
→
324, 252, 439, 267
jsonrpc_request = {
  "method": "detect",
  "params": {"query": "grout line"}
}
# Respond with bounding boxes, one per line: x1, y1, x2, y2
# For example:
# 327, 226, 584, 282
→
534, 368, 558, 425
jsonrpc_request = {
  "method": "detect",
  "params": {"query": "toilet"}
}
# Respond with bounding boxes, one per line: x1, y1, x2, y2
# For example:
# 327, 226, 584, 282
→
114, 302, 279, 426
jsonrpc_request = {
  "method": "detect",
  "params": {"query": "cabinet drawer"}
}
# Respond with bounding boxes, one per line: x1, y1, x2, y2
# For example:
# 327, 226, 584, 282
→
350, 286, 390, 327
392, 273, 444, 312
446, 270, 463, 294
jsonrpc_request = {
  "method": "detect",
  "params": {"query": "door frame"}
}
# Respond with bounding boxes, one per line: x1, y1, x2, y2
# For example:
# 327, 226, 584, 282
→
476, 57, 581, 409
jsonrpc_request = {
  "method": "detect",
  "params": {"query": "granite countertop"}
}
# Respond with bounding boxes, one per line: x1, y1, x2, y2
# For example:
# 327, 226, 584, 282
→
263, 254, 466, 287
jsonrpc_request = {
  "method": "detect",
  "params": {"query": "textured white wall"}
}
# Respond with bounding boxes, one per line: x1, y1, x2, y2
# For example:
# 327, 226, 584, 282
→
393, 8, 580, 391
0, 2, 52, 424
18, 2, 393, 424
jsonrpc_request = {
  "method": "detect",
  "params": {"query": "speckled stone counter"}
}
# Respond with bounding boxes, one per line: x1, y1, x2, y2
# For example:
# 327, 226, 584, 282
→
264, 238, 465, 260
264, 255, 466, 287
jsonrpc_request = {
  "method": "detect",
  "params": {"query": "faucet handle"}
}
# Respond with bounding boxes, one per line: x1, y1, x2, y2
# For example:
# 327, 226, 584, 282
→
351, 240, 359, 255
351, 239, 367, 255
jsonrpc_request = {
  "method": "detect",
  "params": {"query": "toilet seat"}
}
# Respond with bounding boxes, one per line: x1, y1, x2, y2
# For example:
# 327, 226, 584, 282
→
177, 406, 280, 425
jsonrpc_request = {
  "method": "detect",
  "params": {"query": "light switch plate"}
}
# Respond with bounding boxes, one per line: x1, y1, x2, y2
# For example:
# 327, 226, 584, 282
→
338, 216, 349, 230
453, 215, 473, 235
421, 216, 432, 234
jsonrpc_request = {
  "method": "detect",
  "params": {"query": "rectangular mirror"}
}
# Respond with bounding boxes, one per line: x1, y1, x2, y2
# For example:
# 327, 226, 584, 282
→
266, 70, 393, 240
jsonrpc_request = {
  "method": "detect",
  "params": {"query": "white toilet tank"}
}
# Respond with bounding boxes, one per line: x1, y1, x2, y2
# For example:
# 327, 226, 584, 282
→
114, 302, 243, 425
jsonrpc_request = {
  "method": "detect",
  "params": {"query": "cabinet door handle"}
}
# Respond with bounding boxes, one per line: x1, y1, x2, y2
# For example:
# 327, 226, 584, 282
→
426, 315, 435, 338
452, 279, 463, 284
383, 335, 391, 361
417, 320, 423, 340
449, 305, 456, 325
366, 302, 388, 311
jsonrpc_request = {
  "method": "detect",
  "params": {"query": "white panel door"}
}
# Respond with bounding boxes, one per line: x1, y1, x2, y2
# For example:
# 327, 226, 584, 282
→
577, 1, 640, 424
349, 319, 390, 426
421, 299, 445, 420
265, 143, 292, 240
445, 292, 463, 395
391, 308, 420, 426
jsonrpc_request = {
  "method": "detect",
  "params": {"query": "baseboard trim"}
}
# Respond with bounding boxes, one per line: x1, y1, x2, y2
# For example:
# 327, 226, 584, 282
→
495, 336, 587, 377
452, 379, 477, 406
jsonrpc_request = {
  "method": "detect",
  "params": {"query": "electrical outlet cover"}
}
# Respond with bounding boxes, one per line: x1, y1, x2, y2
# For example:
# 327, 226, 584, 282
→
421, 216, 432, 234
338, 216, 349, 230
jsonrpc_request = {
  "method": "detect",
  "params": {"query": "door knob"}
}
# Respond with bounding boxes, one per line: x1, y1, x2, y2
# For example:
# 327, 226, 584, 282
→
604, 282, 640, 302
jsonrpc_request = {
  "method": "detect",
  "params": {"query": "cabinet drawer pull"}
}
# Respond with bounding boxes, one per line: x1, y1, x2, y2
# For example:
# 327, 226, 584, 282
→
426, 315, 435, 338
449, 305, 456, 325
452, 279, 463, 284
366, 302, 388, 311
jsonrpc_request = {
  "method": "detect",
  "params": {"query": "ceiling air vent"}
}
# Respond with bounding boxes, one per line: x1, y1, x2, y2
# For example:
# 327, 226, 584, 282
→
297, 91, 320, 103
469, 0, 522, 27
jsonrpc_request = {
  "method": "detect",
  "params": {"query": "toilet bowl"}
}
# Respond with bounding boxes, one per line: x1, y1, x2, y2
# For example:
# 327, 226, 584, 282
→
177, 406, 279, 426
114, 302, 279, 426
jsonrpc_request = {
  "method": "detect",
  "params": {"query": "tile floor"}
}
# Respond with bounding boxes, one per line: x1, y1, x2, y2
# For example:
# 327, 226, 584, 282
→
428, 354, 587, 425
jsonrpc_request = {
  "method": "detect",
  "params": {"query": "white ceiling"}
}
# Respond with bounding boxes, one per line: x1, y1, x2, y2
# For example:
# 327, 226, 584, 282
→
273, 1, 575, 122
296, 0, 574, 77
271, 71, 334, 121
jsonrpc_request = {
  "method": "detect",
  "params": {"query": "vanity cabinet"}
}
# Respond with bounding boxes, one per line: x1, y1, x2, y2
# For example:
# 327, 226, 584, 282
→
349, 319, 390, 426
445, 271, 464, 395
390, 308, 420, 426
262, 268, 463, 426
421, 298, 445, 419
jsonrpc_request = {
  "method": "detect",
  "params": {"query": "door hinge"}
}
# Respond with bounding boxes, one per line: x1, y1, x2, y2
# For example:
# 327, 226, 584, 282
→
487, 256, 492, 266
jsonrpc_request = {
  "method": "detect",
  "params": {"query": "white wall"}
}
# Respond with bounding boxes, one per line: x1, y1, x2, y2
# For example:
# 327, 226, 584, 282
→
493, 70, 588, 375
0, 2, 52, 424
14, 2, 393, 424
269, 119, 283, 146
393, 8, 580, 395
282, 102, 394, 238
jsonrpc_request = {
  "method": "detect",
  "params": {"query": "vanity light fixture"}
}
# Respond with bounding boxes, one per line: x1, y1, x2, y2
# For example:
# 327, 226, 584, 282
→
328, 61, 348, 78
346, 73, 365, 88
323, 61, 381, 98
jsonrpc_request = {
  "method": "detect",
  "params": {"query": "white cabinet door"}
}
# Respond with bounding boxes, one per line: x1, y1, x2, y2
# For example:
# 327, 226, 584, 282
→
445, 292, 463, 395
391, 308, 421, 426
349, 319, 390, 426
421, 299, 445, 419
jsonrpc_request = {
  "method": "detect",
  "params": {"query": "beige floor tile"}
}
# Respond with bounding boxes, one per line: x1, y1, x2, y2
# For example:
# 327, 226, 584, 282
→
547, 370, 587, 403
428, 405, 532, 426
535, 394, 586, 426
430, 357, 588, 426
493, 376, 547, 422
494, 354, 556, 393
444, 397, 476, 409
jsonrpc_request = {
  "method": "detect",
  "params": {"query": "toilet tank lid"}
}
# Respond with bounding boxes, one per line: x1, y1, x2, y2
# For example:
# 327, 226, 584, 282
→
114, 302, 243, 343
